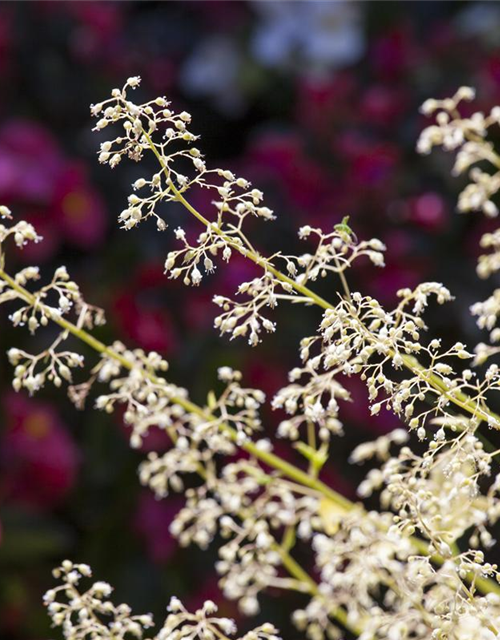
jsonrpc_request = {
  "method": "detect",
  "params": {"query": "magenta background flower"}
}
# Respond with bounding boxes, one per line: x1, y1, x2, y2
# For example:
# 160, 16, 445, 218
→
0, 120, 107, 263
112, 263, 178, 353
0, 393, 79, 508
0, 120, 62, 203
52, 164, 107, 250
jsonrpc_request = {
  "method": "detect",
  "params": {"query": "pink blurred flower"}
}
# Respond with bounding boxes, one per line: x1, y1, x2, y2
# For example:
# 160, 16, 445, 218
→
52, 164, 107, 250
112, 263, 178, 354
113, 293, 177, 354
370, 25, 421, 81
0, 119, 107, 259
65, 2, 125, 64
246, 131, 332, 213
69, 2, 124, 40
295, 73, 358, 139
0, 393, 79, 508
346, 140, 400, 188
359, 85, 409, 128
242, 357, 288, 401
15, 209, 62, 263
409, 192, 449, 232
0, 120, 62, 202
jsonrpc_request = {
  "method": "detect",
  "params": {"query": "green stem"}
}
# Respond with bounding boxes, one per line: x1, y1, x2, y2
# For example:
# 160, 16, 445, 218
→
143, 129, 333, 312
277, 544, 362, 636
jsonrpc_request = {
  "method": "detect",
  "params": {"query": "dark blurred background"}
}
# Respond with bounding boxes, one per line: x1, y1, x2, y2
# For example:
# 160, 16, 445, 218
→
1, 2, 500, 638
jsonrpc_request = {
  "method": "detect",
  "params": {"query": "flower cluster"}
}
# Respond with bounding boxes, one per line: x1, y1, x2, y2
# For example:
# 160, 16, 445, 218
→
213, 223, 386, 347
418, 86, 500, 217
0, 220, 104, 394
44, 561, 280, 640
0, 212, 41, 251
92, 77, 274, 240
4, 83, 500, 640
91, 79, 389, 348
290, 282, 489, 443
312, 513, 500, 640
285, 221, 386, 284
172, 456, 323, 615
418, 87, 500, 362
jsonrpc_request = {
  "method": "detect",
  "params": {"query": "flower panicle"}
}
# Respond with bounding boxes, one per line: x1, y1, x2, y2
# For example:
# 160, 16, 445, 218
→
2, 82, 500, 640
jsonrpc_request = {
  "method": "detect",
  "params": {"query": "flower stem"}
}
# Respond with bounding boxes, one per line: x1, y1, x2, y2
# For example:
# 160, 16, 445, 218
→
276, 544, 362, 636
